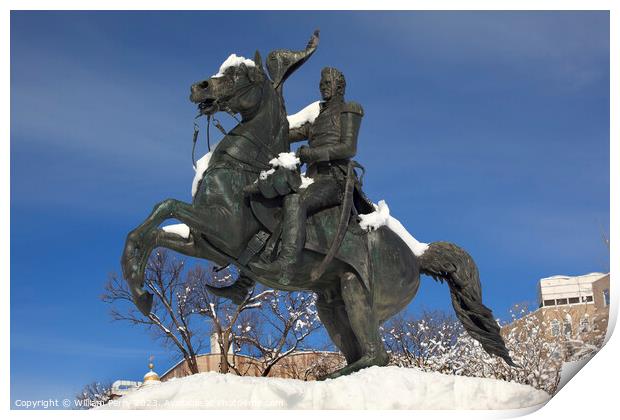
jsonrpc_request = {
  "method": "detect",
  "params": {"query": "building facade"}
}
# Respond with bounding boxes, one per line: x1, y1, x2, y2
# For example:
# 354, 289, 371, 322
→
503, 273, 610, 362
160, 350, 344, 381
536, 272, 609, 341
538, 272, 606, 308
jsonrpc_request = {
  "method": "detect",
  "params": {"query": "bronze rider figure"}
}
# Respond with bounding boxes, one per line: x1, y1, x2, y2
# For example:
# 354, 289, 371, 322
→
250, 67, 364, 285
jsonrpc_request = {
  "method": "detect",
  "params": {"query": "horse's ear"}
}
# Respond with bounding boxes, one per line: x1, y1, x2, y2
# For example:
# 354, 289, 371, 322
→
254, 50, 264, 73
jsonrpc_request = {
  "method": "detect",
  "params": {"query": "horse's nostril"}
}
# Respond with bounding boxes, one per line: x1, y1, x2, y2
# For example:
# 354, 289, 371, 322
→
199, 80, 209, 89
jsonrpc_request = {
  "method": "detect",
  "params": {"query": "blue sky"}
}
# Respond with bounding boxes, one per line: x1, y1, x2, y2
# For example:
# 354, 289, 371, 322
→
10, 11, 609, 406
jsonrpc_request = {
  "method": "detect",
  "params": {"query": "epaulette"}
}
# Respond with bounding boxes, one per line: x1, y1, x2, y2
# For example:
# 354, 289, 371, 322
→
342, 101, 364, 117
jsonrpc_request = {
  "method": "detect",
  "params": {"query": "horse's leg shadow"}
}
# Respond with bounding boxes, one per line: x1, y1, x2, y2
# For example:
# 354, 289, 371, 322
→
322, 272, 389, 380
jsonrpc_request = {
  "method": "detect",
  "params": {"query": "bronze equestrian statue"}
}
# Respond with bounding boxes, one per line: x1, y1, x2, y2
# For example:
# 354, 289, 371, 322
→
121, 31, 516, 379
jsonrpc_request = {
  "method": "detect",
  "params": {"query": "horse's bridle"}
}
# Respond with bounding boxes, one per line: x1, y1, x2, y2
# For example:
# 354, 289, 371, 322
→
192, 78, 276, 171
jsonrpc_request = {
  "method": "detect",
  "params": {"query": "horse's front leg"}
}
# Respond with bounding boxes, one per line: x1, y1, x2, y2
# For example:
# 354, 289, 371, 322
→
122, 199, 208, 314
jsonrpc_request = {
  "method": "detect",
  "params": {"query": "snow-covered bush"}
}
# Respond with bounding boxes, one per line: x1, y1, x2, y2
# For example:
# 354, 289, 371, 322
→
381, 304, 606, 395
446, 304, 564, 394
381, 310, 460, 374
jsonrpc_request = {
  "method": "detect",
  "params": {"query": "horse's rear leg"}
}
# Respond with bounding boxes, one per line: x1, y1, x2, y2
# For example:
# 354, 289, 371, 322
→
316, 290, 362, 366
324, 272, 389, 379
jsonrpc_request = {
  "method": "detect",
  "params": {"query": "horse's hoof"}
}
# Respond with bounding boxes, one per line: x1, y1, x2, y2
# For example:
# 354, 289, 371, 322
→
321, 352, 388, 380
318, 370, 343, 381
205, 283, 251, 305
134, 291, 154, 316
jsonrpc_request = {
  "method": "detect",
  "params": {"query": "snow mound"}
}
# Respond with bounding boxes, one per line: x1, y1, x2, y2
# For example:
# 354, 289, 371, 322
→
359, 200, 429, 257
192, 152, 212, 198
287, 101, 321, 129
269, 152, 300, 170
101, 366, 549, 410
212, 54, 255, 78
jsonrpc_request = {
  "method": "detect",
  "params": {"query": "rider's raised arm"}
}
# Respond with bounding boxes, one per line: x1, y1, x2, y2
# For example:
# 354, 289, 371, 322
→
298, 102, 363, 163
289, 122, 310, 144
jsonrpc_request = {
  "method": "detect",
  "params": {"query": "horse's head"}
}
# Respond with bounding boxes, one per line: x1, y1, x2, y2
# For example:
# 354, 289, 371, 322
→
190, 51, 267, 117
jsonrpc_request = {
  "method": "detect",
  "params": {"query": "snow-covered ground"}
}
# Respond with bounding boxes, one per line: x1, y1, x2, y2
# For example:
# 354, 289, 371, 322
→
100, 366, 549, 410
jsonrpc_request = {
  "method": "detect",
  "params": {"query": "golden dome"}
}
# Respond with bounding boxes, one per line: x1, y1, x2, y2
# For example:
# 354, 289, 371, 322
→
142, 361, 161, 385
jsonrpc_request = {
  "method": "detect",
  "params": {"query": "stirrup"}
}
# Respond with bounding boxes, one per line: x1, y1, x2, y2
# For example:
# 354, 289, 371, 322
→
250, 259, 294, 286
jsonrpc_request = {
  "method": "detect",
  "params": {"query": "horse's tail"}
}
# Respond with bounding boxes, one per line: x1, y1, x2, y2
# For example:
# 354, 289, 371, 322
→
418, 241, 518, 367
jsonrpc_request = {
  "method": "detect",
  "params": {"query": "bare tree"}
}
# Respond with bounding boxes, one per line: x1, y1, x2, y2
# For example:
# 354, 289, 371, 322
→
233, 289, 322, 377
602, 231, 610, 250
187, 267, 275, 375
102, 250, 205, 374
602, 228, 610, 272
74, 381, 113, 410
103, 251, 327, 379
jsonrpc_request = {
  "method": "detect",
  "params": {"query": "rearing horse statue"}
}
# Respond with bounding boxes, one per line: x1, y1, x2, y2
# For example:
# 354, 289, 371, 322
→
121, 33, 515, 379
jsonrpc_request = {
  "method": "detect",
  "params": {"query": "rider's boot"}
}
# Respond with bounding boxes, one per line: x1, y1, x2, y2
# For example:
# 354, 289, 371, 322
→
250, 194, 305, 285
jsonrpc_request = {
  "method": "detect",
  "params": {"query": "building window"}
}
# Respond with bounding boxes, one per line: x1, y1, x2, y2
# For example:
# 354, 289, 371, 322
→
544, 299, 555, 307
563, 316, 572, 338
551, 320, 560, 337
568, 297, 579, 304
581, 295, 593, 303
580, 317, 590, 333
603, 289, 610, 307
556, 298, 568, 305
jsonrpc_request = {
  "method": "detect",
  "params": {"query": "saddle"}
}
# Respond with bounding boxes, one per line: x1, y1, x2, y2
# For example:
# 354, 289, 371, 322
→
246, 187, 375, 289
